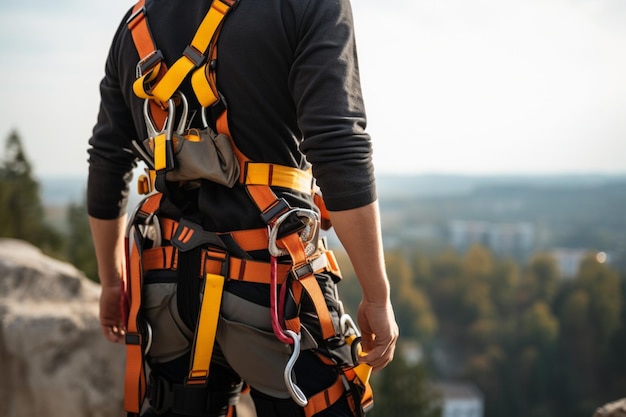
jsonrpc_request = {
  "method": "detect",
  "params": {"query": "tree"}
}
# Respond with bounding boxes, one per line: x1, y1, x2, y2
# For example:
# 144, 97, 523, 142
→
0, 130, 62, 255
368, 352, 442, 417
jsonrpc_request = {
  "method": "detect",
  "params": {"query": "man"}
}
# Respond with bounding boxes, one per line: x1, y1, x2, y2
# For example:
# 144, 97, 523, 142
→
88, 0, 398, 416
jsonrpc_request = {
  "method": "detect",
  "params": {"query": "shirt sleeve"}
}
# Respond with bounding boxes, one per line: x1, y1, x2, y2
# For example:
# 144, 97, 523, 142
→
87, 14, 139, 220
290, 0, 377, 211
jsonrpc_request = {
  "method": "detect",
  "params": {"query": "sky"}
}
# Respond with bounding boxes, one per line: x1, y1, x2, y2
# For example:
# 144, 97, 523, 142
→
0, 0, 625, 178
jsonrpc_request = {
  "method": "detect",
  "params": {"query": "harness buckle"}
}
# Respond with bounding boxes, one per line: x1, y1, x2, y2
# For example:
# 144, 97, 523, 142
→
126, 5, 146, 28
125, 323, 152, 355
136, 49, 165, 78
204, 247, 230, 278
183, 45, 206, 68
260, 198, 291, 225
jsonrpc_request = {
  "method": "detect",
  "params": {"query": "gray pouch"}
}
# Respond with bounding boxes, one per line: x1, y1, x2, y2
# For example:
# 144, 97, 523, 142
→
142, 281, 194, 363
217, 292, 293, 398
143, 127, 240, 186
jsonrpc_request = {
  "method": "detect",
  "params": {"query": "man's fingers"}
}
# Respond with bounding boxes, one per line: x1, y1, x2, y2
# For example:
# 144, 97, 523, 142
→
101, 323, 126, 344
358, 333, 397, 372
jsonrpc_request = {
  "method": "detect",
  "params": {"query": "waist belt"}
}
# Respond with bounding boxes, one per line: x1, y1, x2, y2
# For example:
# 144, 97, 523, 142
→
141, 244, 340, 285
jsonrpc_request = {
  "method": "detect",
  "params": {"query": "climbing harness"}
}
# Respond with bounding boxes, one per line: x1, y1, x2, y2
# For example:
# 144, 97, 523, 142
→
122, 0, 373, 415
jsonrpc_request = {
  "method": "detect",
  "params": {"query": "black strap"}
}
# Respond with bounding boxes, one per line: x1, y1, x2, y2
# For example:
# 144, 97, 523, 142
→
172, 218, 227, 330
147, 372, 242, 416
176, 246, 203, 331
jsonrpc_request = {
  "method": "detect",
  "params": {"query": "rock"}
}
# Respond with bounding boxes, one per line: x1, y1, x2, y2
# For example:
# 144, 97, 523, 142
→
0, 239, 125, 417
594, 399, 626, 417
0, 239, 258, 417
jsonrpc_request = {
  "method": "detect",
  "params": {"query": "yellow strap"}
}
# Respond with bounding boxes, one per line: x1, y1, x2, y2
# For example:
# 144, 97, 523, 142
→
191, 67, 220, 107
141, 162, 313, 194
153, 134, 168, 170
132, 63, 165, 100
353, 363, 372, 386
244, 162, 313, 194
187, 272, 225, 384
133, 0, 230, 104
149, 57, 196, 104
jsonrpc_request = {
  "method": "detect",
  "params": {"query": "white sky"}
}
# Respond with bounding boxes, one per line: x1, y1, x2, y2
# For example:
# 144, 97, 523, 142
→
0, 0, 625, 178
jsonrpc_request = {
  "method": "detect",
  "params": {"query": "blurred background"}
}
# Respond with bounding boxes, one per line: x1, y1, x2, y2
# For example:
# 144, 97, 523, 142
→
1, 0, 625, 416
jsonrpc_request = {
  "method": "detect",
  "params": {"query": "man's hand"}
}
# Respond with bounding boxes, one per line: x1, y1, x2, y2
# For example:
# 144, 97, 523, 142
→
90, 215, 128, 344
99, 283, 126, 344
328, 202, 399, 372
357, 299, 399, 372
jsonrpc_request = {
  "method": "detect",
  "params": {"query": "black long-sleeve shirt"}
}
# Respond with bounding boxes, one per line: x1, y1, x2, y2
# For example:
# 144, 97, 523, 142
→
87, 0, 376, 232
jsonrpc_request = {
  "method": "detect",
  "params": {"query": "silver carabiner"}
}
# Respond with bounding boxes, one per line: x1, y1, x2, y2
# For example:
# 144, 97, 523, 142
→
143, 98, 175, 140
283, 330, 308, 407
268, 208, 320, 258
174, 92, 189, 136
340, 314, 361, 338
142, 92, 189, 140
144, 321, 153, 355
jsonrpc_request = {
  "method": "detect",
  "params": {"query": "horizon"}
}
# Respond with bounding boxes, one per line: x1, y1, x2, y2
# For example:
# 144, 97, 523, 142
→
36, 170, 626, 181
39, 171, 626, 206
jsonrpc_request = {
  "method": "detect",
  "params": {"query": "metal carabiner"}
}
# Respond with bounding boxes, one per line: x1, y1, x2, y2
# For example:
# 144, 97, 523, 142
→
283, 329, 308, 407
138, 212, 162, 249
268, 208, 320, 258
340, 314, 361, 338
143, 98, 175, 140
174, 92, 189, 136
341, 313, 367, 366
143, 321, 153, 355
142, 92, 189, 139
269, 253, 308, 406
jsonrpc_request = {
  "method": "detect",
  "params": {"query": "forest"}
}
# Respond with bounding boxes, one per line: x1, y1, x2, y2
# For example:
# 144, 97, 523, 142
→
2, 130, 625, 417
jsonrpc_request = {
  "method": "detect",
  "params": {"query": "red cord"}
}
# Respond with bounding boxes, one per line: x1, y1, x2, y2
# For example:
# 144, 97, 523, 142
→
270, 255, 293, 344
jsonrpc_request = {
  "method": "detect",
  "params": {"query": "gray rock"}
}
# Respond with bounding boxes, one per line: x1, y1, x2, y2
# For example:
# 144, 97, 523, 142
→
594, 399, 626, 417
0, 239, 125, 417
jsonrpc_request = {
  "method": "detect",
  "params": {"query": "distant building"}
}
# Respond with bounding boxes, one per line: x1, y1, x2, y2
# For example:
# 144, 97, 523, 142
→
433, 381, 484, 417
399, 339, 423, 365
448, 220, 535, 258
548, 248, 609, 278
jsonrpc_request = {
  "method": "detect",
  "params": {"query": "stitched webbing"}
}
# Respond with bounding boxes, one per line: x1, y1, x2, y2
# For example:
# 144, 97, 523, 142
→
124, 228, 147, 413
187, 273, 225, 385
127, 0, 168, 129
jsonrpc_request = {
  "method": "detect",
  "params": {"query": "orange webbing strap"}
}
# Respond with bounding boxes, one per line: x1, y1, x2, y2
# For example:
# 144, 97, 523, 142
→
186, 271, 225, 385
127, 0, 168, 129
123, 193, 162, 413
124, 227, 147, 414
140, 244, 294, 284
303, 354, 374, 417
284, 273, 336, 340
303, 377, 345, 417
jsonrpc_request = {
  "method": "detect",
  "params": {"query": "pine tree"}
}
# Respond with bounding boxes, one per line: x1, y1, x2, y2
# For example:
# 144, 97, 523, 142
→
0, 130, 62, 254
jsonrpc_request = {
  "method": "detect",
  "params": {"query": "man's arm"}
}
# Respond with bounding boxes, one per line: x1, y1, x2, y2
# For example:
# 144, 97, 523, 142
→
89, 215, 128, 344
328, 201, 399, 372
